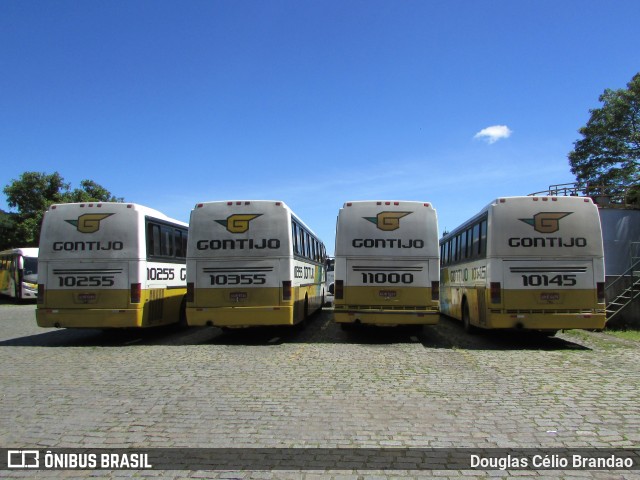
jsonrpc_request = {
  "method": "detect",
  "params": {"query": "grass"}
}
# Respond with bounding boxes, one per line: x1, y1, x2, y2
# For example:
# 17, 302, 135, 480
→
604, 329, 640, 342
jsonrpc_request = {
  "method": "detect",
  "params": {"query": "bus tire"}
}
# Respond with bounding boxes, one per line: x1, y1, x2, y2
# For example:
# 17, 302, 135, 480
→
178, 296, 188, 328
304, 295, 309, 320
462, 300, 476, 334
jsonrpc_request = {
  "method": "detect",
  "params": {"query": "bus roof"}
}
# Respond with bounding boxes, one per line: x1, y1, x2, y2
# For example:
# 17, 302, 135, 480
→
192, 200, 320, 238
441, 196, 597, 241
335, 200, 439, 257
340, 200, 435, 210
46, 202, 187, 227
0, 247, 39, 257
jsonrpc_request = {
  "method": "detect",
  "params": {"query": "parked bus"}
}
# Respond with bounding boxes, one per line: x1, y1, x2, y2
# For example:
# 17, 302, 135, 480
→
186, 200, 326, 328
36, 202, 188, 329
439, 196, 606, 333
0, 248, 39, 301
333, 201, 440, 327
326, 257, 335, 295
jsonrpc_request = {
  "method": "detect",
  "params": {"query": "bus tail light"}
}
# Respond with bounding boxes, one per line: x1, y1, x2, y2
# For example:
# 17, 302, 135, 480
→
597, 282, 605, 303
130, 283, 142, 304
186, 282, 194, 303
37, 284, 45, 304
282, 281, 292, 301
431, 281, 439, 301
335, 280, 344, 300
490, 282, 501, 304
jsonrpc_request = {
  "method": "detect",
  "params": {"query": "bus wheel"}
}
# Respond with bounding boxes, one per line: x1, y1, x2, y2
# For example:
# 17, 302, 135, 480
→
178, 296, 188, 328
14, 284, 22, 303
462, 300, 476, 334
303, 295, 309, 320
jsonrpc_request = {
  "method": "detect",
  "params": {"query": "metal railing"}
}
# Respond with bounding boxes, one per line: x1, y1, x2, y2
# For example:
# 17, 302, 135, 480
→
605, 257, 640, 323
529, 182, 638, 206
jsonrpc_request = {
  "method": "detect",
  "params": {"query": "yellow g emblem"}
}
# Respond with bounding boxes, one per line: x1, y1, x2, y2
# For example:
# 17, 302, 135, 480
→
215, 214, 262, 233
519, 212, 572, 234
364, 211, 411, 231
65, 213, 114, 233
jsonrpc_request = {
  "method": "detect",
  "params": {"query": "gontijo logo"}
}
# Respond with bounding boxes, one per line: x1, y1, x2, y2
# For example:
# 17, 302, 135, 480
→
215, 214, 262, 233
65, 213, 114, 234
363, 211, 412, 231
519, 212, 572, 234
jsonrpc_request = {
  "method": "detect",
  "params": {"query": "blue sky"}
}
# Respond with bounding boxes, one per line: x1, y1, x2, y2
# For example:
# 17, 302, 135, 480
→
1, 1, 639, 254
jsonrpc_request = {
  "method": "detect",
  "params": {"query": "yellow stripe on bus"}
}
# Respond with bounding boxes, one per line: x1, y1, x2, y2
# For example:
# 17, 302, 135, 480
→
36, 288, 186, 328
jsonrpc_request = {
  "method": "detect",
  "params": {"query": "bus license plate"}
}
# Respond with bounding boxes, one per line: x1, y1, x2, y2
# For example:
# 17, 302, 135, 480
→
76, 293, 97, 304
230, 292, 248, 301
539, 292, 560, 303
379, 290, 397, 299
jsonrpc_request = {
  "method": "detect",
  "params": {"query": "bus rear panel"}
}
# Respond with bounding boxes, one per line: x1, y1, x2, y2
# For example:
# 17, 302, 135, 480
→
36, 203, 187, 329
333, 201, 440, 326
186, 200, 326, 328
439, 196, 606, 332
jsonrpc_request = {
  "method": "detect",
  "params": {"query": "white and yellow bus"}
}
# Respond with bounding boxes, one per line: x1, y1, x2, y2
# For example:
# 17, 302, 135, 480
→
0, 248, 39, 301
333, 201, 440, 327
439, 196, 606, 333
186, 200, 327, 328
36, 202, 188, 329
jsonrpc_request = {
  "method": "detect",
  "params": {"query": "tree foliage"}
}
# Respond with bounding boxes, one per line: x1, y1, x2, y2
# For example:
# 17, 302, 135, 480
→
2, 172, 123, 248
569, 72, 640, 203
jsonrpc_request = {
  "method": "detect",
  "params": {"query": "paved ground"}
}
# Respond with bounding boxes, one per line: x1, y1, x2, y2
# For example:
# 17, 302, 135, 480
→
0, 299, 639, 479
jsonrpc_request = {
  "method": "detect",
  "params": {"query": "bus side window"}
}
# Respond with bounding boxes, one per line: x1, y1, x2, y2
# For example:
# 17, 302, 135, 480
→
472, 223, 480, 258
161, 225, 174, 257
293, 223, 298, 255
292, 222, 300, 256
147, 224, 161, 257
182, 230, 188, 257
460, 230, 468, 260
479, 220, 487, 257
175, 229, 186, 258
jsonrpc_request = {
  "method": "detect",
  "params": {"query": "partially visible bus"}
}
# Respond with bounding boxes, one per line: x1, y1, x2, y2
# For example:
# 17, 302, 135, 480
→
36, 203, 188, 329
186, 200, 326, 328
333, 201, 440, 327
439, 196, 606, 333
326, 257, 335, 295
0, 248, 39, 301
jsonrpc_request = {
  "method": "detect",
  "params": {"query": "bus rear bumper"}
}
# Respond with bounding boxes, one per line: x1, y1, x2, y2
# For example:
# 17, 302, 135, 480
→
334, 308, 439, 326
36, 308, 144, 329
186, 306, 295, 327
486, 312, 606, 330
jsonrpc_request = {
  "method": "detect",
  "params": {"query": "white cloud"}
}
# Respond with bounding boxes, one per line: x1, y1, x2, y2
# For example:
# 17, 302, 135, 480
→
474, 125, 513, 144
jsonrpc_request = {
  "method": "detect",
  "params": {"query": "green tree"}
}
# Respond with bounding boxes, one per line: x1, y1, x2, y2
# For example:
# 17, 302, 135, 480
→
66, 180, 124, 203
2, 171, 123, 247
569, 72, 640, 203
0, 210, 19, 251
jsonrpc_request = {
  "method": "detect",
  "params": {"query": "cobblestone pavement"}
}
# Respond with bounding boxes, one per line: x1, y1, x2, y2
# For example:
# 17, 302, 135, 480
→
0, 300, 639, 479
